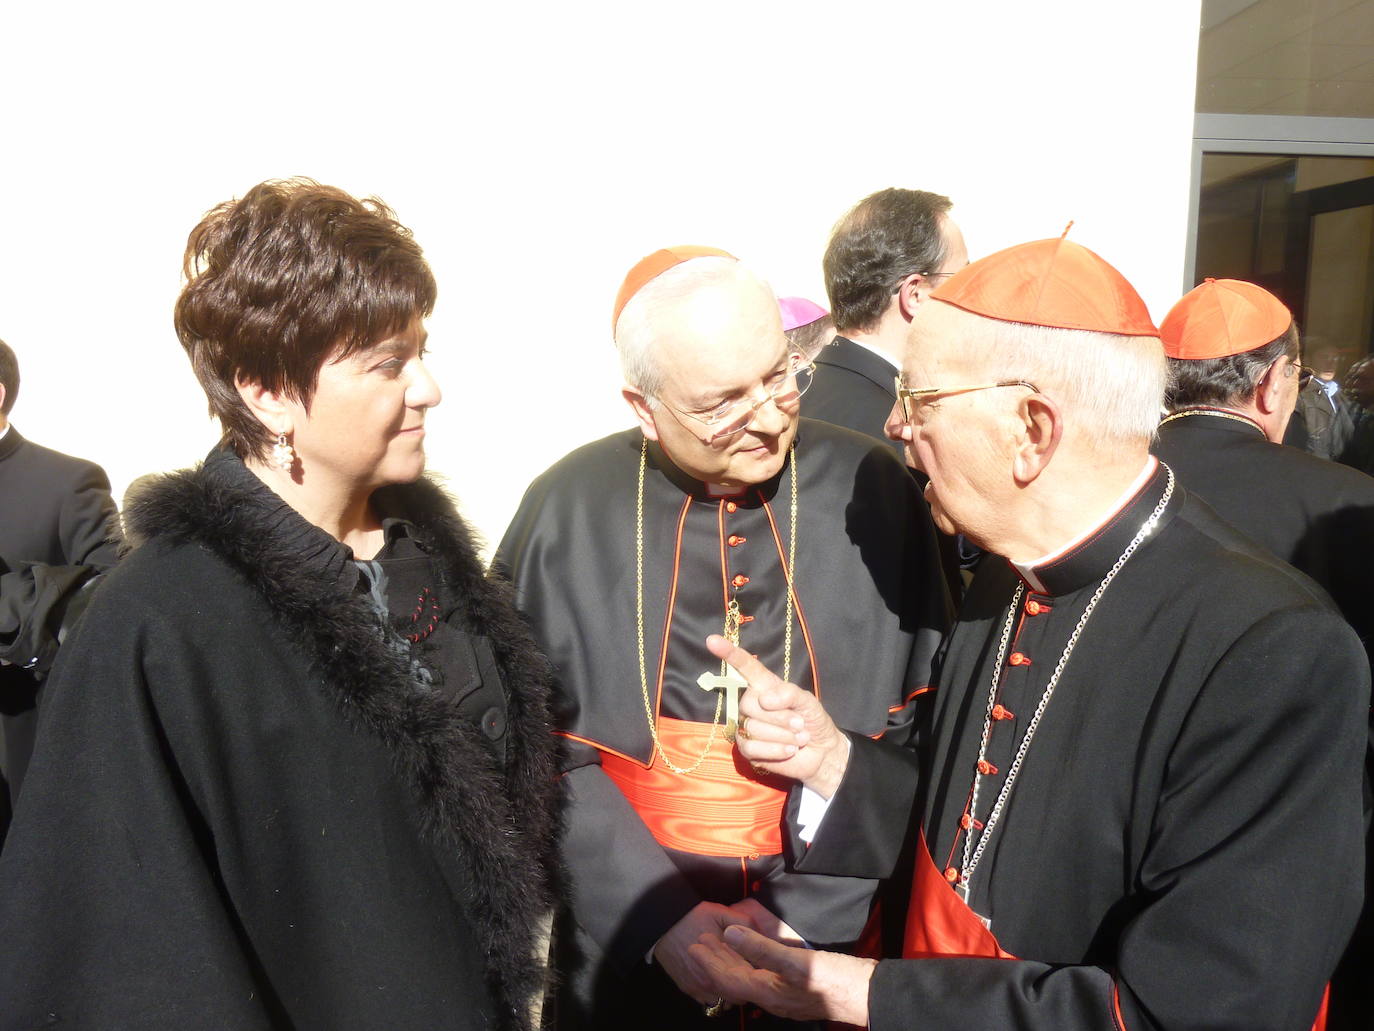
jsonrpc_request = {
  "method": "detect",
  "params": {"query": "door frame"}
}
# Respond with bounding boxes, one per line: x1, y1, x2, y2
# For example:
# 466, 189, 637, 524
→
1186, 113, 1374, 290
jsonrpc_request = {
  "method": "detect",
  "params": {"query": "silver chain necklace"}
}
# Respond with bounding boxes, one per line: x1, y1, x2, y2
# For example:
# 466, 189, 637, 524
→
957, 467, 1176, 903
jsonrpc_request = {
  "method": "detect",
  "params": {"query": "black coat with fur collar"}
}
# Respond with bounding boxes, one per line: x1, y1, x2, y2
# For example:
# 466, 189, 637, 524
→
0, 451, 560, 1030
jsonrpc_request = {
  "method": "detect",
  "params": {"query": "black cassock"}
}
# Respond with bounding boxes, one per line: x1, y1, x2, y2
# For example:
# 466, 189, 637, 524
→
1153, 411, 1374, 1029
495, 420, 949, 1028
1152, 410, 1374, 652
795, 462, 1368, 1031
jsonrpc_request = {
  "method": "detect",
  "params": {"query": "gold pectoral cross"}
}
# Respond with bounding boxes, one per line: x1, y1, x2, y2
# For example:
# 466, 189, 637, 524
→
697, 666, 747, 742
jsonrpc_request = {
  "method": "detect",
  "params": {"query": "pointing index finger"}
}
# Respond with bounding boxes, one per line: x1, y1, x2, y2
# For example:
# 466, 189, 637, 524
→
705, 635, 783, 692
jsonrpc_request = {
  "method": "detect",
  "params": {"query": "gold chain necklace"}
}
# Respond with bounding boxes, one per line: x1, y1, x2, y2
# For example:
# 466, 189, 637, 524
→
1159, 406, 1264, 435
635, 438, 798, 775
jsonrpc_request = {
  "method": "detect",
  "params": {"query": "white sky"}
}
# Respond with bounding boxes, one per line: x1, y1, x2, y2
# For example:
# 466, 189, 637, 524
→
0, 1, 1202, 553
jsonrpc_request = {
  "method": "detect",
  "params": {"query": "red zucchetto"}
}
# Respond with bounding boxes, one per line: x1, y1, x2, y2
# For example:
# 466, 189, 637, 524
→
1159, 278, 1292, 360
932, 235, 1158, 337
612, 245, 737, 332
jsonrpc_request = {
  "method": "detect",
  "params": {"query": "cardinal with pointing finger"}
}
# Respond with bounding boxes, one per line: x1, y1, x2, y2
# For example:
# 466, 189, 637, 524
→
495, 246, 950, 1029
694, 237, 1367, 1031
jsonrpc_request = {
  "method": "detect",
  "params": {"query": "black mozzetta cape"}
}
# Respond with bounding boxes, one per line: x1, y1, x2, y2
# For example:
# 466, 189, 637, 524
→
1152, 411, 1374, 655
796, 464, 1370, 1031
0, 450, 560, 1031
494, 422, 949, 997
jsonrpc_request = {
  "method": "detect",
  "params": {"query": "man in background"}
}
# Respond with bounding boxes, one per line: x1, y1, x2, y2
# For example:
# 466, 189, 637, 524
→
807, 188, 967, 449
1153, 278, 1374, 653
0, 338, 120, 843
810, 187, 972, 596
1287, 343, 1355, 460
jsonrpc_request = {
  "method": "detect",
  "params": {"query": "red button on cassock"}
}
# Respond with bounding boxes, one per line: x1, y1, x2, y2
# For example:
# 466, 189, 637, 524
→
732, 574, 750, 588
725, 501, 738, 513
1008, 652, 1030, 666
977, 760, 999, 775
944, 867, 961, 884
991, 704, 1015, 721
1026, 599, 1042, 615
728, 535, 746, 547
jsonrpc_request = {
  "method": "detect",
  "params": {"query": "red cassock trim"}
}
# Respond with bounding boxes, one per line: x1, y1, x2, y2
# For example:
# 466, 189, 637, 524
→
903, 829, 1015, 960
600, 717, 786, 857
903, 831, 1329, 1031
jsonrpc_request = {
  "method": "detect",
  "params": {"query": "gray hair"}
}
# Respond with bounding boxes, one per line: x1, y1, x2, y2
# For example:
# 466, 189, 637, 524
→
952, 308, 1168, 445
1165, 323, 1298, 409
614, 257, 769, 400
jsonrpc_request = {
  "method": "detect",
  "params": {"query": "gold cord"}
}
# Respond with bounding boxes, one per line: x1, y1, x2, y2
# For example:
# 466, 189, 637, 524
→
635, 439, 798, 774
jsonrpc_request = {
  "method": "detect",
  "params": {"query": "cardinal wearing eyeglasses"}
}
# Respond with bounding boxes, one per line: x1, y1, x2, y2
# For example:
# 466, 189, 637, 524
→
686, 239, 1366, 1031
494, 246, 950, 1028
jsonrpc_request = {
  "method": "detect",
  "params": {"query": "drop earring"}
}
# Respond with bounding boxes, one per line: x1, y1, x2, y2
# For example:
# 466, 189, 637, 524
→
272, 431, 295, 472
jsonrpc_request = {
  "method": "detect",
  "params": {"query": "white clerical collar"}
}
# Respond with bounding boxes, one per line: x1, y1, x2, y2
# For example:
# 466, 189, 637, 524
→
841, 335, 900, 373
705, 481, 747, 497
1010, 456, 1159, 594
0, 423, 9, 443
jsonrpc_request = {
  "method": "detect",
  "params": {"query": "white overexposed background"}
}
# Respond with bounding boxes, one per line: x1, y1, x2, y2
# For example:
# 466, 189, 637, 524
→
0, 1, 1202, 556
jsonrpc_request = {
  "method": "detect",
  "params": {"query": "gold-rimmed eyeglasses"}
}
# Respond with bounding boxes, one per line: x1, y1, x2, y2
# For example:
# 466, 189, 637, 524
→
893, 378, 1041, 424
660, 352, 815, 445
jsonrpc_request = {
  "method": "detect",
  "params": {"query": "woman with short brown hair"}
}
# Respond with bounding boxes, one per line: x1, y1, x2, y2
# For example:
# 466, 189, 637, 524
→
0, 179, 559, 1031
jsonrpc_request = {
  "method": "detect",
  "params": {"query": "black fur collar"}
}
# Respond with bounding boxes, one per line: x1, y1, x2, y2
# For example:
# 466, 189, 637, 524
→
127, 451, 559, 1030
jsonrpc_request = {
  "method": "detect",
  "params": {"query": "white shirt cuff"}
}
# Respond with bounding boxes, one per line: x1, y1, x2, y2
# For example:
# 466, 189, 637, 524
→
795, 785, 834, 844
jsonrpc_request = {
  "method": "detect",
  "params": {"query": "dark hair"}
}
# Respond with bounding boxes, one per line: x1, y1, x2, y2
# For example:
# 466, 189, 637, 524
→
823, 188, 953, 333
1165, 322, 1300, 409
0, 338, 17, 416
173, 178, 437, 460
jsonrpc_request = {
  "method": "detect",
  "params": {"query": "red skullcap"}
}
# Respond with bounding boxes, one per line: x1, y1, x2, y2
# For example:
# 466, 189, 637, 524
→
1159, 278, 1292, 360
612, 246, 737, 333
932, 234, 1158, 337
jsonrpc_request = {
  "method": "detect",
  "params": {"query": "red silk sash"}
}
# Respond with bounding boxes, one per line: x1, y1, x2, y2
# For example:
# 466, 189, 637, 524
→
903, 828, 1014, 960
902, 829, 1328, 1030
600, 717, 786, 857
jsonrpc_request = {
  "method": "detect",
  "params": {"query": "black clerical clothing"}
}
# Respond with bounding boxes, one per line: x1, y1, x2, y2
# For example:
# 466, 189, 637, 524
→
795, 463, 1368, 1031
495, 420, 949, 1028
804, 336, 970, 599
1154, 412, 1374, 1030
0, 426, 119, 840
804, 336, 903, 459
1153, 411, 1374, 653
0, 450, 560, 1030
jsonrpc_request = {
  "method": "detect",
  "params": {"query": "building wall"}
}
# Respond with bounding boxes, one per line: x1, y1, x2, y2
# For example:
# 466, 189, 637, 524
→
0, 1, 1202, 551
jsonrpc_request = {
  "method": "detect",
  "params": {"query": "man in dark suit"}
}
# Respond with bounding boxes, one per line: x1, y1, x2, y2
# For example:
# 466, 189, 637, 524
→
808, 188, 972, 596
0, 338, 120, 842
806, 188, 968, 451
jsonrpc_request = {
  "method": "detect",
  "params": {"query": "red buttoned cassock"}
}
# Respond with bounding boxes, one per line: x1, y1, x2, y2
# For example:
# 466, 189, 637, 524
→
790, 460, 1367, 1030
495, 419, 949, 1029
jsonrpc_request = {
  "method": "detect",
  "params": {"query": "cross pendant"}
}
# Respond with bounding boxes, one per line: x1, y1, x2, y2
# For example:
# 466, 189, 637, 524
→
697, 665, 747, 742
